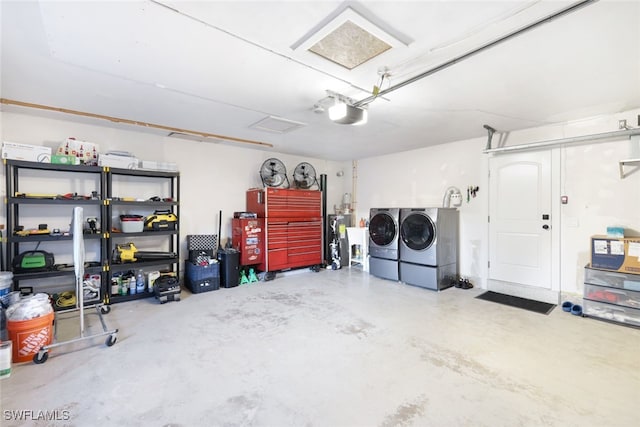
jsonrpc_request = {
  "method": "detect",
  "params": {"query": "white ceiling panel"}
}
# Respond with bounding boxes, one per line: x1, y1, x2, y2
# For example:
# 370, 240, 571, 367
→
1, 0, 638, 160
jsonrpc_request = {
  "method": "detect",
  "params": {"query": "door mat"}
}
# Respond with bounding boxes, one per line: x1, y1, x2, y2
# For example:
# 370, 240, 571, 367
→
476, 291, 556, 315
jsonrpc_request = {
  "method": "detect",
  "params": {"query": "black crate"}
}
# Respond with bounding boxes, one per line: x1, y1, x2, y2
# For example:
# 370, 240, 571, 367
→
185, 261, 219, 293
186, 277, 220, 293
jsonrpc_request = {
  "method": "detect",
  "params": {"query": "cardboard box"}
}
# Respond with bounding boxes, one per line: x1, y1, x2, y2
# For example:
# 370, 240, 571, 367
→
98, 153, 138, 169
56, 138, 99, 165
2, 141, 51, 162
591, 235, 640, 274
140, 160, 178, 171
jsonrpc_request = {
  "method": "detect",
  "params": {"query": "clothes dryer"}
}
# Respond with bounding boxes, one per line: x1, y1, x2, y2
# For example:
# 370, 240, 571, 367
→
399, 208, 458, 290
368, 208, 400, 281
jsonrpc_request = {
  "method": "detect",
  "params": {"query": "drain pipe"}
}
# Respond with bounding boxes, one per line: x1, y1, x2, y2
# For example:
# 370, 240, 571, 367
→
352, 160, 358, 225
320, 173, 328, 264
354, 0, 596, 108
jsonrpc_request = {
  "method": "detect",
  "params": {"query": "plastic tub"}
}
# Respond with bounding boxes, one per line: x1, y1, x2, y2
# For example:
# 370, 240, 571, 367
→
120, 215, 144, 233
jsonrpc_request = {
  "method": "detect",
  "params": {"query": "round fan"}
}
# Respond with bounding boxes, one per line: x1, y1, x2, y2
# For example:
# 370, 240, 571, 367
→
293, 162, 318, 189
260, 158, 289, 188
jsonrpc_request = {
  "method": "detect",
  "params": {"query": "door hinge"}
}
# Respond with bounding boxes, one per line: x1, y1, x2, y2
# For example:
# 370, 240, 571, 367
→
487, 215, 490, 223
488, 261, 490, 268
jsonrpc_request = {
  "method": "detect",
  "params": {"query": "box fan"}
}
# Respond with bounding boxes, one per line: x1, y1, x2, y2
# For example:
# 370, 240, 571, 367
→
259, 158, 290, 188
293, 162, 318, 189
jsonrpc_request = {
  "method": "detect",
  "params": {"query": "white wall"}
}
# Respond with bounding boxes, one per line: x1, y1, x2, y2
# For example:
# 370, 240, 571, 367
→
0, 111, 351, 253
356, 138, 488, 287
356, 108, 640, 295
3, 108, 640, 296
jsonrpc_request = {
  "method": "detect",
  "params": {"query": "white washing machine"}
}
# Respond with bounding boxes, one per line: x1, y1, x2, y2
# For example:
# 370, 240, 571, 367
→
368, 208, 400, 281
399, 207, 458, 290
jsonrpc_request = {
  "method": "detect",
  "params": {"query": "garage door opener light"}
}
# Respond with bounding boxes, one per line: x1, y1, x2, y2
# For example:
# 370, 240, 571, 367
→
328, 101, 368, 125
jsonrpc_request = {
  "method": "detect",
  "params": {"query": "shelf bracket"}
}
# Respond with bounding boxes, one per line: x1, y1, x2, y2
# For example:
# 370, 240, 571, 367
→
619, 159, 640, 179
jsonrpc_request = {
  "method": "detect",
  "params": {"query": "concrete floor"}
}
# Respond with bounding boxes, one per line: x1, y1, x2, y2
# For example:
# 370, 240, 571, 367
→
2, 267, 639, 427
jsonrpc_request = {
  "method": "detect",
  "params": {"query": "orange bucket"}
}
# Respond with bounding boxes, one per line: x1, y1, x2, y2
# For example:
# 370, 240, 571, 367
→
7, 312, 54, 363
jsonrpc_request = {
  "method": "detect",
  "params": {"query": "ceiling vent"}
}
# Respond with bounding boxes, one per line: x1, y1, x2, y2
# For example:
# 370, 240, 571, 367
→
308, 20, 391, 69
249, 116, 307, 134
291, 5, 411, 70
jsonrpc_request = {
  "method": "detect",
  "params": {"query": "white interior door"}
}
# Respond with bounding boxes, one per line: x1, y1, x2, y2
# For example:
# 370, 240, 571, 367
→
489, 151, 552, 292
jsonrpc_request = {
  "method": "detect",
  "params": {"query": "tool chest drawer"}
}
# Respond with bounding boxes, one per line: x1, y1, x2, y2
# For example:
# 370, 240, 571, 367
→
266, 222, 288, 249
247, 188, 321, 219
287, 250, 322, 267
583, 299, 640, 327
584, 284, 640, 310
267, 248, 288, 270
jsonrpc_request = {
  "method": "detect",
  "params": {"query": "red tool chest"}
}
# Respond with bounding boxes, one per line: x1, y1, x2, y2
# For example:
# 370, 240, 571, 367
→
232, 218, 265, 266
246, 188, 322, 272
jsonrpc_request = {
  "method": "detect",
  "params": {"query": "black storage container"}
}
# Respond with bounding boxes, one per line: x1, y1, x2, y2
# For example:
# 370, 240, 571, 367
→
185, 261, 220, 293
217, 248, 240, 288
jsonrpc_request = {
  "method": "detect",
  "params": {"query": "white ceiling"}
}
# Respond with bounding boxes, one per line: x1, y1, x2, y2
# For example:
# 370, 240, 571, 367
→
1, 0, 639, 161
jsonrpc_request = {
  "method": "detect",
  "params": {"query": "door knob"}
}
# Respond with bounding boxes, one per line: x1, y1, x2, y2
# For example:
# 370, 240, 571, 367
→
542, 224, 550, 230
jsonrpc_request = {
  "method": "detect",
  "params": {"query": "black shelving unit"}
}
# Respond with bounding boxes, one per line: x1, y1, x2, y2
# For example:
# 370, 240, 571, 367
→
4, 159, 106, 309
104, 166, 180, 304
4, 159, 180, 306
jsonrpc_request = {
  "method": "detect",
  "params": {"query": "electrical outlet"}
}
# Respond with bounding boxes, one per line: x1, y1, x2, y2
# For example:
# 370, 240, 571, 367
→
619, 119, 627, 130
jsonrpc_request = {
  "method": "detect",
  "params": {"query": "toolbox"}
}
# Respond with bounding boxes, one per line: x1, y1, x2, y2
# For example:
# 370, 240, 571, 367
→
153, 275, 181, 303
232, 217, 264, 266
185, 261, 219, 293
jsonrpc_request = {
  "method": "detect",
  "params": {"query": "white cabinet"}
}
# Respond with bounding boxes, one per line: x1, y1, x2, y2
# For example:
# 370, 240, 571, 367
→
346, 227, 369, 272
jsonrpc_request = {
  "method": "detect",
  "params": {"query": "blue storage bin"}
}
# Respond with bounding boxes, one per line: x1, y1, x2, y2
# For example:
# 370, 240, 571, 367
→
185, 261, 219, 293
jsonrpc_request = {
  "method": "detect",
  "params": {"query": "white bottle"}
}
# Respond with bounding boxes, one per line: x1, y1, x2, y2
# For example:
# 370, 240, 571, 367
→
129, 277, 136, 295
136, 270, 145, 293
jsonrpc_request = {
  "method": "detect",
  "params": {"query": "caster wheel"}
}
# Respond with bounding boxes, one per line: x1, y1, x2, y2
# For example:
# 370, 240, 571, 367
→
100, 305, 111, 314
106, 335, 117, 347
33, 350, 49, 364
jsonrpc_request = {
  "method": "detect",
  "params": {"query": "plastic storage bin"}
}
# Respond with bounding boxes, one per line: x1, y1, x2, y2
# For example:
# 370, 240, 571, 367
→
185, 261, 219, 293
584, 283, 640, 310
584, 265, 640, 290
120, 215, 144, 233
583, 299, 640, 327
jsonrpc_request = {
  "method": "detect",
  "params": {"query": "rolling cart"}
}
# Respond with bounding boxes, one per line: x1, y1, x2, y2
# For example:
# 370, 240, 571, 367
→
33, 207, 118, 364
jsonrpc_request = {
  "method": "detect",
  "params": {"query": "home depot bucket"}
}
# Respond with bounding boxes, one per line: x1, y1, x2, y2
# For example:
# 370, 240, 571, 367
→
7, 311, 54, 363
